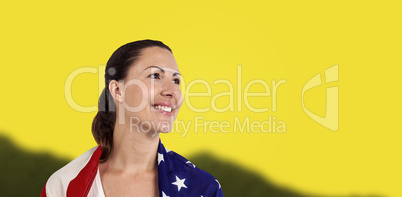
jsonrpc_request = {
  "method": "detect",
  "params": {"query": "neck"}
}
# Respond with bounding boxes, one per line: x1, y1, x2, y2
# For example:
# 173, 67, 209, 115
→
104, 120, 160, 173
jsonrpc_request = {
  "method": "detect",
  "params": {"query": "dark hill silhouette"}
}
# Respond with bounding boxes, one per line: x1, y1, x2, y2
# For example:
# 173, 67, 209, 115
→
0, 134, 70, 196
0, 133, 382, 197
188, 153, 308, 197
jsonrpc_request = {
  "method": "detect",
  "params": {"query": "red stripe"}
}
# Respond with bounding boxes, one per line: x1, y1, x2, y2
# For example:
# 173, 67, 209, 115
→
40, 182, 47, 197
67, 146, 102, 197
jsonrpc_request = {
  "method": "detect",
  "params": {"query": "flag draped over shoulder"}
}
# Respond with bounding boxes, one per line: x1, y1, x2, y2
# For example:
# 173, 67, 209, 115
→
41, 140, 224, 197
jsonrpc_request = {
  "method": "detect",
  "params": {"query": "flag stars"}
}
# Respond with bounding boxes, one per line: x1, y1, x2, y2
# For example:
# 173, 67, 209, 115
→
216, 179, 221, 189
158, 153, 164, 165
186, 161, 196, 168
172, 176, 187, 191
162, 191, 169, 197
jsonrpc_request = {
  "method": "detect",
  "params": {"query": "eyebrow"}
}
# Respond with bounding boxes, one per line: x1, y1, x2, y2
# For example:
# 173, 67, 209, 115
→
143, 66, 181, 77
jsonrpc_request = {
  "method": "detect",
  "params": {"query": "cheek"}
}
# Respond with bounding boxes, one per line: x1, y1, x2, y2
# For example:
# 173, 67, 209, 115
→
177, 90, 184, 106
124, 86, 150, 107
149, 84, 158, 100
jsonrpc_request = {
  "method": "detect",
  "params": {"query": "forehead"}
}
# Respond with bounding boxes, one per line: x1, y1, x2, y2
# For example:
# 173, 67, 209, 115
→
128, 46, 179, 74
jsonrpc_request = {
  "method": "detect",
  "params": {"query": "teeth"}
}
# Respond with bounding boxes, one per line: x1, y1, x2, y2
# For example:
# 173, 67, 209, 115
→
153, 105, 172, 112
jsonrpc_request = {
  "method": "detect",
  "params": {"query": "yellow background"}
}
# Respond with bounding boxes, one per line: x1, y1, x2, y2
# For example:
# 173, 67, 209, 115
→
1, 1, 401, 196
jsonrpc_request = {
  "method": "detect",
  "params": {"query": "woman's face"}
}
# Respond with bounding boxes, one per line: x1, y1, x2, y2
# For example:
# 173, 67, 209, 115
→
117, 46, 182, 134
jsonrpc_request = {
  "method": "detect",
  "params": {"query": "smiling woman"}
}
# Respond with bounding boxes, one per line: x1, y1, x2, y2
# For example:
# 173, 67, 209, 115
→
41, 40, 224, 197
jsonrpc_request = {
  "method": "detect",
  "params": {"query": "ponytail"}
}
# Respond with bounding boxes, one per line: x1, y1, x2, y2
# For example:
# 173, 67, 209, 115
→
91, 87, 116, 163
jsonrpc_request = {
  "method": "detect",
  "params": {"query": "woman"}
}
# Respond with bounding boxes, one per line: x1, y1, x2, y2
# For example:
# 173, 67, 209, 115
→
41, 40, 224, 197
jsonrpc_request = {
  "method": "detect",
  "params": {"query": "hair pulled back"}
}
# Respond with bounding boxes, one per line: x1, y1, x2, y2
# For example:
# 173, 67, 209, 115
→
91, 39, 172, 162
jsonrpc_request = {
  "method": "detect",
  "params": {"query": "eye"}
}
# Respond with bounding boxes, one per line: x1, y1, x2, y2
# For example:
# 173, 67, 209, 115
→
173, 78, 181, 85
149, 73, 160, 79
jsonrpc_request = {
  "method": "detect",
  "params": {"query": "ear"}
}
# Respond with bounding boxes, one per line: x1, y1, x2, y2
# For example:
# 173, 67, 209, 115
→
109, 80, 124, 103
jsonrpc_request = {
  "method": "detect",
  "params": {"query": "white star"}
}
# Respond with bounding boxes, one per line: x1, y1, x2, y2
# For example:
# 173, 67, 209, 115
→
215, 179, 221, 189
186, 161, 196, 168
172, 176, 187, 191
158, 153, 164, 165
165, 147, 171, 153
162, 191, 169, 197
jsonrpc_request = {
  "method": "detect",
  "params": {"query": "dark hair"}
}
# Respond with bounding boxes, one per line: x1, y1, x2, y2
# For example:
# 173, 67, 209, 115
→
91, 39, 173, 162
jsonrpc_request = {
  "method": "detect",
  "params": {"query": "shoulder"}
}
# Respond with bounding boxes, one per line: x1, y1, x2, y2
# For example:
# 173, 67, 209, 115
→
43, 146, 99, 196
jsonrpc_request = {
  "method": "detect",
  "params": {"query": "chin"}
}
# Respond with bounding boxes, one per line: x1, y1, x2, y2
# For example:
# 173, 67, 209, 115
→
158, 124, 173, 133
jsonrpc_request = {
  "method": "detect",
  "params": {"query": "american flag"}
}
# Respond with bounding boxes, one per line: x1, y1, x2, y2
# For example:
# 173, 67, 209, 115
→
156, 140, 224, 197
41, 140, 224, 197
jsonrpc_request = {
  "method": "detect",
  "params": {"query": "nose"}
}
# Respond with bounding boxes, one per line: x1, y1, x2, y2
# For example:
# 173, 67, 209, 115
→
161, 79, 180, 100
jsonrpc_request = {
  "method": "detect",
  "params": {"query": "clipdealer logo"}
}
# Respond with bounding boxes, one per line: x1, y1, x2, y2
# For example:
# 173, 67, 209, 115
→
64, 65, 288, 136
64, 64, 339, 135
301, 64, 339, 131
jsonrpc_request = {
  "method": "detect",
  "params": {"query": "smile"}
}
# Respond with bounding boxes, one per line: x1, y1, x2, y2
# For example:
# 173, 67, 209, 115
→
152, 105, 173, 112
